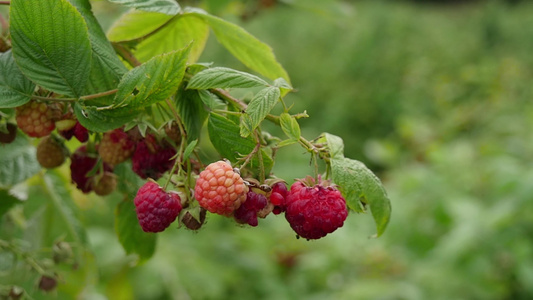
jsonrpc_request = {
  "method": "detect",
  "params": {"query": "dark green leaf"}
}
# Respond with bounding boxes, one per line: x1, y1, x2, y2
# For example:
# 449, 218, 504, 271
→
108, 0, 181, 15
0, 51, 35, 108
187, 67, 269, 89
0, 190, 20, 217
115, 200, 157, 261
115, 161, 145, 199
280, 113, 301, 142
74, 104, 140, 133
190, 10, 290, 83
331, 157, 391, 237
69, 0, 128, 105
0, 134, 40, 187
241, 87, 280, 137
10, 0, 92, 97
198, 90, 224, 110
175, 88, 208, 142
208, 113, 273, 175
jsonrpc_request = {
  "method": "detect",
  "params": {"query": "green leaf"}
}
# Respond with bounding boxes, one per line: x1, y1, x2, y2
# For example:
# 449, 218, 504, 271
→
108, 11, 208, 64
69, 0, 128, 105
113, 46, 191, 109
74, 103, 140, 133
280, 113, 301, 141
114, 162, 145, 199
0, 190, 20, 217
10, 0, 92, 97
331, 157, 391, 237
175, 87, 209, 142
187, 67, 269, 89
183, 139, 198, 161
322, 132, 345, 159
241, 87, 280, 137
0, 51, 35, 108
115, 200, 157, 261
0, 134, 40, 187
208, 113, 273, 175
190, 10, 290, 83
198, 90, 224, 110
107, 0, 181, 15
108, 10, 174, 42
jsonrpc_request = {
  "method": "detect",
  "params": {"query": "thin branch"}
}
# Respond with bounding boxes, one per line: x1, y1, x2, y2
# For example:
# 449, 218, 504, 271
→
112, 43, 142, 67
0, 1, 10, 5
31, 89, 118, 102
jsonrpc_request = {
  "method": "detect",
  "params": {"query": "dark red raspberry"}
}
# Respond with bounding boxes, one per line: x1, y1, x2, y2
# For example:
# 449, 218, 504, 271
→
285, 177, 348, 240
70, 146, 112, 193
98, 128, 135, 165
134, 181, 182, 232
131, 135, 176, 179
0, 123, 17, 144
38, 275, 57, 292
194, 161, 248, 216
15, 101, 57, 137
270, 181, 288, 215
36, 136, 67, 169
234, 190, 267, 226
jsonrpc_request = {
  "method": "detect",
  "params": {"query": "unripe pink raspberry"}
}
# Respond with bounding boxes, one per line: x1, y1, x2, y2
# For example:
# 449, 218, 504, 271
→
15, 101, 57, 137
134, 181, 182, 232
194, 161, 248, 216
285, 176, 348, 240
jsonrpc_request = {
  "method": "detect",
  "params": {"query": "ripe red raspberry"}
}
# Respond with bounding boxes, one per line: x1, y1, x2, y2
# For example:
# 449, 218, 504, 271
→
0, 123, 17, 144
194, 161, 248, 216
92, 172, 117, 196
70, 146, 112, 193
36, 136, 67, 169
285, 177, 348, 240
134, 181, 182, 232
234, 190, 267, 226
270, 181, 288, 215
15, 101, 57, 137
98, 128, 135, 165
131, 135, 176, 179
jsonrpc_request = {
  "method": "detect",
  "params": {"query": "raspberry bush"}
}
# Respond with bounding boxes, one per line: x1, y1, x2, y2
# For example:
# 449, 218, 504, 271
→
0, 0, 391, 296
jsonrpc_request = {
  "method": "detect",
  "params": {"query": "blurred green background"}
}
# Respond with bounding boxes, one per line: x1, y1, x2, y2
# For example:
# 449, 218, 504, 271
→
3, 0, 533, 299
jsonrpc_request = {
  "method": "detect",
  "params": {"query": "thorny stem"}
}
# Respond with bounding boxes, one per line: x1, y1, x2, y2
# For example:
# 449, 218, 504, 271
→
0, 13, 8, 34
254, 131, 266, 182
0, 1, 10, 5
163, 99, 188, 191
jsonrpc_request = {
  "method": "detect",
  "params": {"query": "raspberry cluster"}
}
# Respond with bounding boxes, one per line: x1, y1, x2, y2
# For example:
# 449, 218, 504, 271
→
234, 190, 268, 226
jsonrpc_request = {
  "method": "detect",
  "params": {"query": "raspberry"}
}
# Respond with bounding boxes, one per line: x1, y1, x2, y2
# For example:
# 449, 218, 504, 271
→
70, 146, 112, 193
270, 181, 288, 215
194, 161, 248, 216
285, 177, 348, 240
92, 171, 117, 196
98, 128, 135, 165
36, 136, 67, 169
131, 135, 176, 179
0, 123, 17, 144
234, 190, 267, 226
15, 101, 57, 137
134, 181, 182, 232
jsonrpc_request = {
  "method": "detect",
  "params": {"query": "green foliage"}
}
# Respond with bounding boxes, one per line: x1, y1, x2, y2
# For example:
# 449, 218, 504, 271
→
240, 86, 281, 137
187, 67, 269, 89
107, 0, 181, 15
0, 134, 40, 187
10, 0, 92, 98
0, 51, 35, 108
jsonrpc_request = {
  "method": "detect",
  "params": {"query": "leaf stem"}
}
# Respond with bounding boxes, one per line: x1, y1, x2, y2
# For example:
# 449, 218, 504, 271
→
112, 43, 142, 67
31, 89, 118, 102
